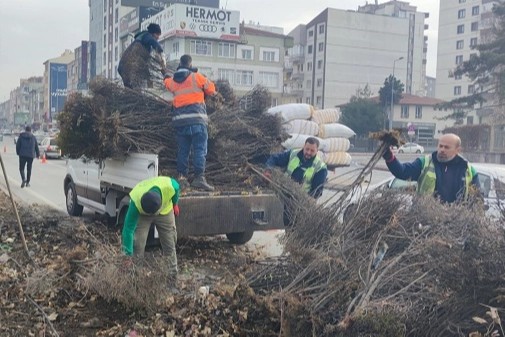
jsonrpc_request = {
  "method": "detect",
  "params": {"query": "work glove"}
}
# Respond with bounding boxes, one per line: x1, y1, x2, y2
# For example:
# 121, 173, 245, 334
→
173, 204, 180, 217
382, 146, 395, 162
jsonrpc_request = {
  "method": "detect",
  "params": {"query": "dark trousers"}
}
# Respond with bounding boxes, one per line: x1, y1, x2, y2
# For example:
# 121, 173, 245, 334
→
176, 124, 208, 176
19, 156, 34, 183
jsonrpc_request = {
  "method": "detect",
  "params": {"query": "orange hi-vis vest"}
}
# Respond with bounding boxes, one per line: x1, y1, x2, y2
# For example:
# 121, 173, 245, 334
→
164, 71, 216, 108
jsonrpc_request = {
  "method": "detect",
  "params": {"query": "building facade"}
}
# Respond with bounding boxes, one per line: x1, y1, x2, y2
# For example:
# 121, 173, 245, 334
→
43, 50, 75, 123
286, 1, 428, 109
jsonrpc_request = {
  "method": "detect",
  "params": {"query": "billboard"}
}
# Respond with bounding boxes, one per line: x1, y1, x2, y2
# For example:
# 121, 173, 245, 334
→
49, 63, 68, 119
141, 4, 240, 41
121, 0, 219, 8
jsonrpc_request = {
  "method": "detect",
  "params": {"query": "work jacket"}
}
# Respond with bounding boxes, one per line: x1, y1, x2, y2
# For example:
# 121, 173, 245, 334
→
266, 149, 328, 199
164, 68, 216, 127
386, 152, 480, 203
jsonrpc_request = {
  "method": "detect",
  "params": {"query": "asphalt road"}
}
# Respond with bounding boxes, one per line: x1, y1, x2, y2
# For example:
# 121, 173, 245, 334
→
0, 135, 395, 257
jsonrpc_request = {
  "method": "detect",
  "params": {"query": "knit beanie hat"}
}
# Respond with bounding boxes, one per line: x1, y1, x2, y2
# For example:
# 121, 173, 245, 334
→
147, 23, 161, 35
141, 190, 162, 214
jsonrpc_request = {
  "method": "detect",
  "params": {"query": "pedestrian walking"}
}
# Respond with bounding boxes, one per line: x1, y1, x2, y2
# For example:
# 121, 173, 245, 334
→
15, 126, 40, 188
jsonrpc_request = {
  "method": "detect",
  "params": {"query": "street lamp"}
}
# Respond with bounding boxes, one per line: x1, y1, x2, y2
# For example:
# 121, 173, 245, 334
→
389, 56, 404, 131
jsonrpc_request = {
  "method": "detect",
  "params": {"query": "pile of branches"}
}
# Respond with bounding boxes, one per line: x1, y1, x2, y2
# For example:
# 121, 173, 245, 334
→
58, 78, 286, 189
249, 133, 505, 336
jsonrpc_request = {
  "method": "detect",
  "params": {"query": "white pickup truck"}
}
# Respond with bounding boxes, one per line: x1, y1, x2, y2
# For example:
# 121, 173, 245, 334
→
63, 153, 284, 244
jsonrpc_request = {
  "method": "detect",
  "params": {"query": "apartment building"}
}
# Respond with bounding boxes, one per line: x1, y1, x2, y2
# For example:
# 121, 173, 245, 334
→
136, 3, 293, 104
286, 0, 428, 109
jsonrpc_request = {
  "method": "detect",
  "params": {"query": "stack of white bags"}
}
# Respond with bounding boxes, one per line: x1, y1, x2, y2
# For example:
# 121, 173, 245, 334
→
267, 103, 355, 167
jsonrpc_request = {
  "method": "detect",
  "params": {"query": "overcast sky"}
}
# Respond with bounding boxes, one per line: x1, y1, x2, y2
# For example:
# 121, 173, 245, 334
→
0, 0, 439, 101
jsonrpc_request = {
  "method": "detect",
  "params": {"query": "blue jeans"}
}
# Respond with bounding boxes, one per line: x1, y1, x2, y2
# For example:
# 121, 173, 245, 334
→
176, 124, 208, 176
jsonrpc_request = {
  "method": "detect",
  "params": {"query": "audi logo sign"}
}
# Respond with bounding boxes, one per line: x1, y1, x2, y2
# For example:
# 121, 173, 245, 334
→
199, 24, 217, 33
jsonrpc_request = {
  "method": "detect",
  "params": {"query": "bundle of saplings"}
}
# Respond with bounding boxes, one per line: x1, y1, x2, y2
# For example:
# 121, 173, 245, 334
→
58, 78, 286, 189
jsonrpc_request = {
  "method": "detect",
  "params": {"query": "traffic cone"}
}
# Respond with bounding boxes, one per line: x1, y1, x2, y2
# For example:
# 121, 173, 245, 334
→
41, 153, 47, 164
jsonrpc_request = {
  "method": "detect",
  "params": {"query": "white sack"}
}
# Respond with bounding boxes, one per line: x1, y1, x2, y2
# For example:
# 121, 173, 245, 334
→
323, 152, 352, 166
321, 137, 351, 152
283, 120, 319, 136
318, 123, 356, 139
267, 103, 313, 122
282, 134, 323, 150
311, 108, 341, 124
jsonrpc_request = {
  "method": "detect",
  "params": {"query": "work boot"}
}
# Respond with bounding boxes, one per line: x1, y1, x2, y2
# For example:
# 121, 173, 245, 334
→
25, 182, 30, 187
21, 181, 26, 188
191, 175, 214, 192
178, 175, 190, 190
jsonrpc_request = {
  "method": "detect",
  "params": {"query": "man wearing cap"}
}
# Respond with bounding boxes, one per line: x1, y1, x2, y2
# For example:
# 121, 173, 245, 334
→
118, 23, 166, 89
122, 176, 180, 277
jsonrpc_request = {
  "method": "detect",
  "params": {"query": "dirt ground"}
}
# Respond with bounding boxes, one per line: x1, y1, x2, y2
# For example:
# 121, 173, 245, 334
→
0, 191, 280, 337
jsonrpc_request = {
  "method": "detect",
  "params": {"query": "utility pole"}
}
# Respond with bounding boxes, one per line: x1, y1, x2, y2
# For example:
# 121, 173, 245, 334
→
390, 56, 404, 131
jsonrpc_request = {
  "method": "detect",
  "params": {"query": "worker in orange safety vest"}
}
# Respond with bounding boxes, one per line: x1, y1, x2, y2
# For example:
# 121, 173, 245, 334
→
164, 54, 217, 191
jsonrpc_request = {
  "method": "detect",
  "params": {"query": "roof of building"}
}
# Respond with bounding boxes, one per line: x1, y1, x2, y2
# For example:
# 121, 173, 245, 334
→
241, 26, 288, 39
367, 94, 445, 106
398, 94, 445, 106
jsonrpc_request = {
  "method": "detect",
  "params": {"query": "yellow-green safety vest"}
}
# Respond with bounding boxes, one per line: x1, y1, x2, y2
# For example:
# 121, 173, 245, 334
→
417, 155, 474, 201
286, 149, 327, 193
130, 177, 176, 215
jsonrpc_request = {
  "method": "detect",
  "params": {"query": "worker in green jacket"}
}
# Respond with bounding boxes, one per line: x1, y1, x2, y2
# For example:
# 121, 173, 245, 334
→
122, 176, 180, 277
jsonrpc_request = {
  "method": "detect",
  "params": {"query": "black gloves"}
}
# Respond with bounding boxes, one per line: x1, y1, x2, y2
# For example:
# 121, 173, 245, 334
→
382, 147, 394, 162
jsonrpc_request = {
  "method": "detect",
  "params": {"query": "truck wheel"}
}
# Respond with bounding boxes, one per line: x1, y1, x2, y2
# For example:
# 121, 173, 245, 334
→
66, 182, 83, 216
226, 230, 254, 245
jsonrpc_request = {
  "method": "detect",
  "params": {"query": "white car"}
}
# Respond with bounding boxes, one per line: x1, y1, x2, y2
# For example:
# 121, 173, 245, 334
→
344, 163, 505, 221
397, 142, 424, 154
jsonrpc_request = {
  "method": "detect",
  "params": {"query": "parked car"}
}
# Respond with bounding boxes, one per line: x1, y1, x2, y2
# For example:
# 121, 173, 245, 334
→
397, 142, 424, 154
39, 137, 61, 159
344, 163, 505, 221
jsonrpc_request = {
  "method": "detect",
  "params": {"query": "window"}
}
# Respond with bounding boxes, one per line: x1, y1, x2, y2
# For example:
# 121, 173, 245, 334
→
470, 38, 478, 47
467, 116, 474, 125
318, 42, 324, 52
415, 105, 422, 119
317, 60, 323, 69
115, 27, 118, 42
103, 34, 106, 48
103, 51, 106, 65
308, 30, 314, 37
308, 45, 313, 54
259, 72, 279, 88
468, 84, 475, 94
401, 105, 409, 118
190, 40, 212, 56
306, 97, 311, 104
104, 0, 107, 11
173, 42, 179, 54
115, 8, 118, 23
457, 24, 465, 34
104, 16, 107, 30
316, 78, 322, 87
472, 6, 479, 15
218, 43, 236, 58
263, 51, 275, 62
306, 80, 312, 88
455, 55, 463, 65
319, 25, 325, 34
471, 22, 479, 31
454, 86, 462, 95
458, 9, 466, 19
218, 69, 234, 84
114, 46, 118, 61
241, 49, 252, 60
456, 40, 464, 49
235, 70, 253, 86
199, 67, 213, 78
316, 96, 322, 105
455, 73, 462, 80
307, 62, 313, 71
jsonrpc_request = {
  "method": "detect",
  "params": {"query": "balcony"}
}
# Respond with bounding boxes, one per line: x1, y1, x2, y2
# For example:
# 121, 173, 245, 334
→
291, 72, 305, 80
288, 53, 305, 64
